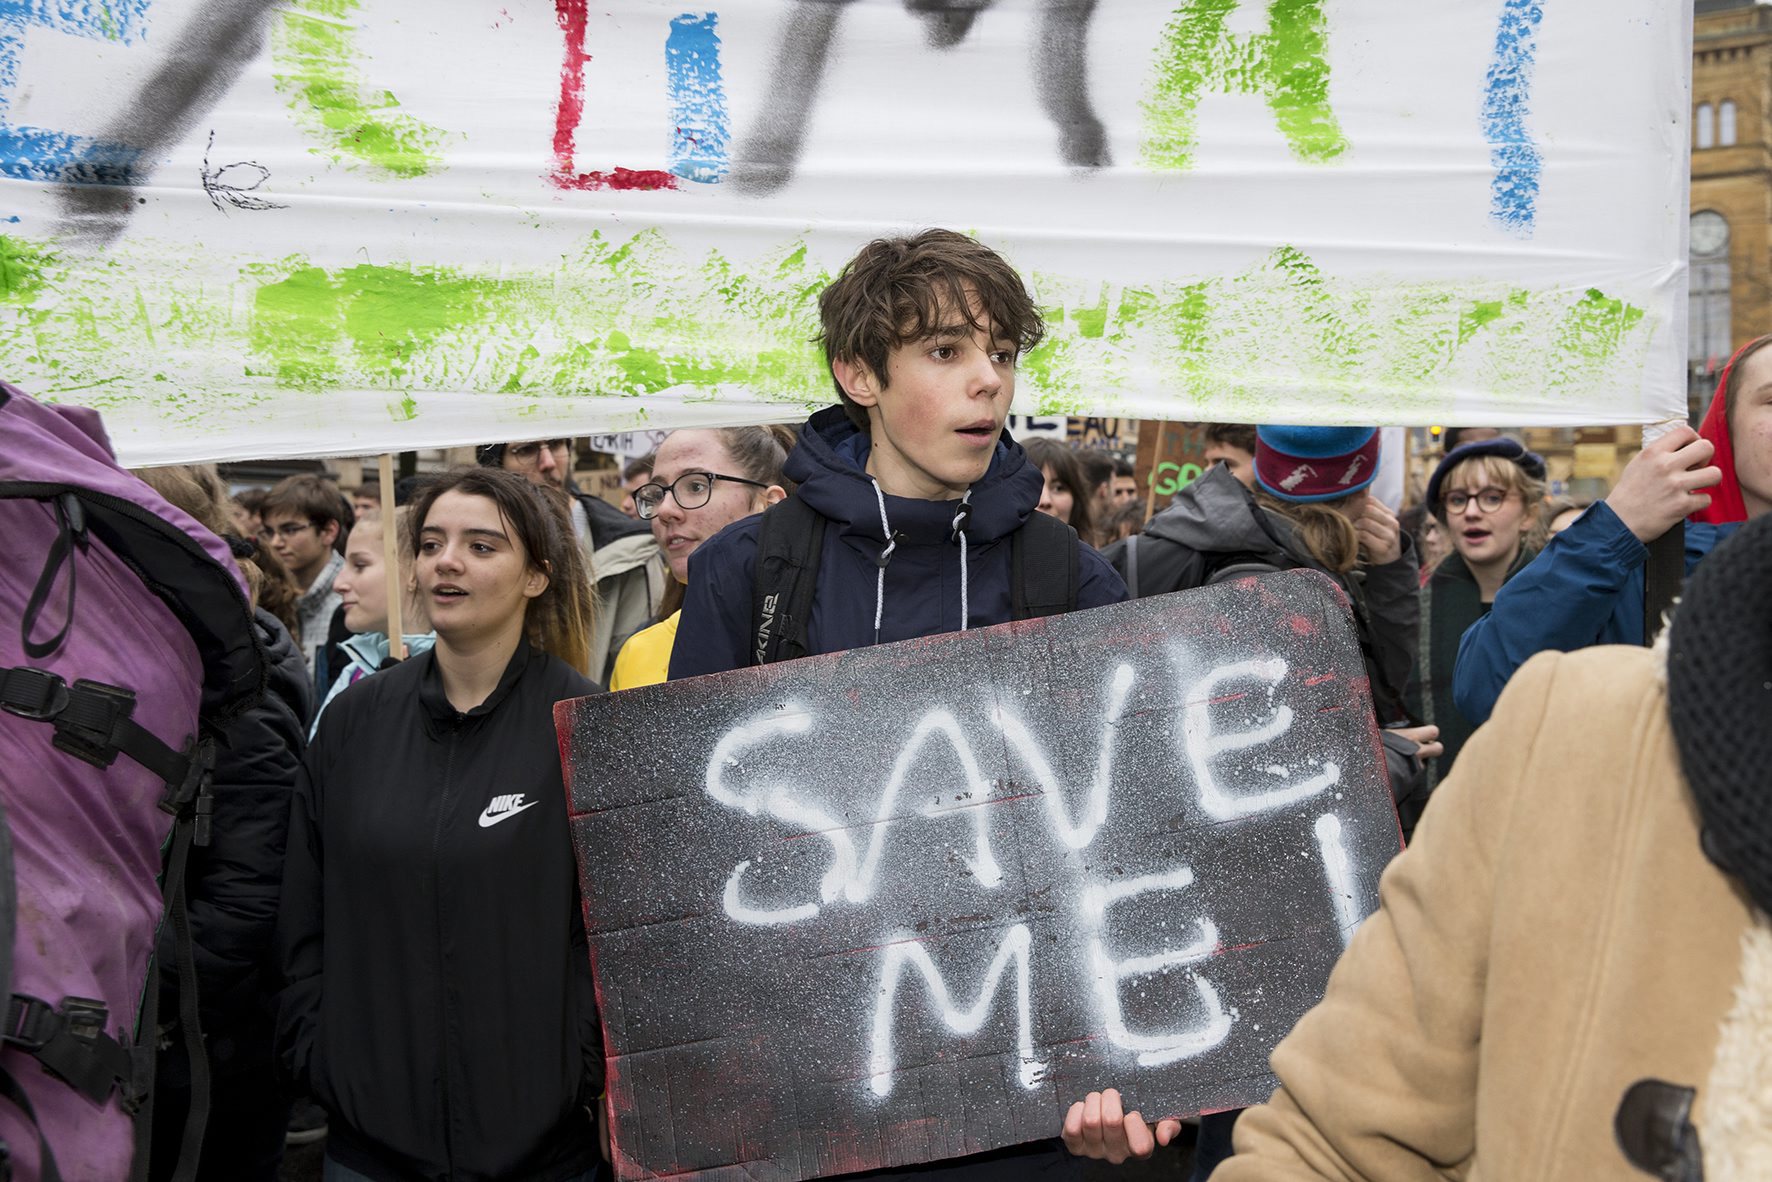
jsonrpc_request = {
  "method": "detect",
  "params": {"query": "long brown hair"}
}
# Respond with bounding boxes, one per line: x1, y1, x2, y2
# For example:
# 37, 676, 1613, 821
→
134, 462, 300, 637
410, 468, 596, 675
1253, 488, 1361, 574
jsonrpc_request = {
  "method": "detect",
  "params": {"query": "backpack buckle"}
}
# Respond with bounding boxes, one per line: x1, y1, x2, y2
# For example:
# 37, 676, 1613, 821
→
56, 998, 108, 1045
0, 668, 69, 723
49, 680, 137, 770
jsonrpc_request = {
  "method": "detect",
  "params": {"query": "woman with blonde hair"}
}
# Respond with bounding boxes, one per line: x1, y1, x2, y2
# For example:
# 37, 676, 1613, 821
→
310, 507, 434, 732
1403, 437, 1547, 835
279, 467, 605, 1182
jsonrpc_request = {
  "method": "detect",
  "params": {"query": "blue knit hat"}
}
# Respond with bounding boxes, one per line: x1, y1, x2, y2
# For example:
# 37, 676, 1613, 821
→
1254, 426, 1381, 502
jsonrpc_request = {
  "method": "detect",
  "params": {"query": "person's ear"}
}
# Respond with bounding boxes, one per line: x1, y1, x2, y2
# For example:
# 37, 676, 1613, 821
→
320, 520, 340, 547
832, 356, 881, 409
523, 561, 551, 600
762, 484, 788, 507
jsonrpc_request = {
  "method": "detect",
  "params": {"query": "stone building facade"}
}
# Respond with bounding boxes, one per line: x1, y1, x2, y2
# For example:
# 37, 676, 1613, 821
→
1692, 0, 1772, 408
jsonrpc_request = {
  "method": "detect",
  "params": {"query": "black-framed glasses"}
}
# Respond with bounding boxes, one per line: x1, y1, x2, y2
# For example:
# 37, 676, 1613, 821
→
1443, 487, 1513, 514
258, 521, 317, 541
633, 472, 767, 519
506, 439, 571, 465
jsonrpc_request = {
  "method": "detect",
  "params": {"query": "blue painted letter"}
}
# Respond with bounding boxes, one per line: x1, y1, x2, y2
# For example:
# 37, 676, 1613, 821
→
666, 12, 729, 184
1482, 0, 1546, 237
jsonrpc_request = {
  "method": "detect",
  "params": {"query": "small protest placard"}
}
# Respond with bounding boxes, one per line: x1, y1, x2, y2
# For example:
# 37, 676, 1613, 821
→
558, 571, 1400, 1182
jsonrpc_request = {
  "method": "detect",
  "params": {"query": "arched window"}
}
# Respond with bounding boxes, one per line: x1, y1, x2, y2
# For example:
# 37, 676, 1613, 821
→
1697, 102, 1715, 149
1721, 100, 1738, 146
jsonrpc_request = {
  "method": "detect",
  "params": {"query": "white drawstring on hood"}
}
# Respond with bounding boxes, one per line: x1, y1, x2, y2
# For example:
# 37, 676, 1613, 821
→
870, 477, 897, 645
868, 480, 976, 644
951, 489, 973, 632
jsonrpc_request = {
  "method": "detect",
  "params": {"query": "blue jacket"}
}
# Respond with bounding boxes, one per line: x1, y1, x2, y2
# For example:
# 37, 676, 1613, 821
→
1452, 501, 1737, 725
670, 406, 1127, 678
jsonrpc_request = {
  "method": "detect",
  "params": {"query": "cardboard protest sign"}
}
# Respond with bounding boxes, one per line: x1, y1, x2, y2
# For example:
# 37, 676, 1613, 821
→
558, 571, 1400, 1181
1, 0, 1687, 465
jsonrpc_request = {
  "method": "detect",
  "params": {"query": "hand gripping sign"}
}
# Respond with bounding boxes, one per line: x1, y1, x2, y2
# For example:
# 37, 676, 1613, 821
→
557, 571, 1400, 1182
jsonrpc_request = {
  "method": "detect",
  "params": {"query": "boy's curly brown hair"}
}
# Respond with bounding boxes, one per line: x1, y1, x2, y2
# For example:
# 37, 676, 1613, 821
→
818, 229, 1045, 431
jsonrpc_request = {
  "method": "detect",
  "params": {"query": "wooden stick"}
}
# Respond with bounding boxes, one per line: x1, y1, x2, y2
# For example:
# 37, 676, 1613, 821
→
379, 453, 406, 660
1143, 419, 1168, 521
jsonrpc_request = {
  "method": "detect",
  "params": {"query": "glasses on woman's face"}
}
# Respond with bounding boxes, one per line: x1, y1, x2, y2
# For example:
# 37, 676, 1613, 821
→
1444, 487, 1513, 514
506, 439, 571, 466
634, 472, 767, 520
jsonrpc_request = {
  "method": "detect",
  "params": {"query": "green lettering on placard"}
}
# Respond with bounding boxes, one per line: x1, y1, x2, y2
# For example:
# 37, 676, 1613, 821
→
1142, 0, 1348, 171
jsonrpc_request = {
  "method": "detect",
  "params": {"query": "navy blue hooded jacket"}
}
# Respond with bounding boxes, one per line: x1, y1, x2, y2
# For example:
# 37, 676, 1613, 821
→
670, 405, 1127, 677
1452, 501, 1737, 726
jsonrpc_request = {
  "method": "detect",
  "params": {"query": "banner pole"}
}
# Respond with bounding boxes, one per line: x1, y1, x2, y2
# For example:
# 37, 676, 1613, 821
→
379, 453, 406, 660
1143, 420, 1168, 521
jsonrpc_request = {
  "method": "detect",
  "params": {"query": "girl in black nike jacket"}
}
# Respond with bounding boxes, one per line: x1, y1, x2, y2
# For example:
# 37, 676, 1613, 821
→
278, 468, 606, 1182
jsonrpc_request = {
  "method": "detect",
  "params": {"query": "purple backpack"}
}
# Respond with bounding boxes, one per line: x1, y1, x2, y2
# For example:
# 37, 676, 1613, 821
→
0, 386, 262, 1181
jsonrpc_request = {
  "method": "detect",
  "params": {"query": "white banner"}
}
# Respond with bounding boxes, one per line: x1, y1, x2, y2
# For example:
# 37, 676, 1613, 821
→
0, 0, 1690, 465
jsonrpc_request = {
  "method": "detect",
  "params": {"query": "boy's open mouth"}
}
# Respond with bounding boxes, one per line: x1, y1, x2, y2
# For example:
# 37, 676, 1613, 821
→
955, 422, 996, 443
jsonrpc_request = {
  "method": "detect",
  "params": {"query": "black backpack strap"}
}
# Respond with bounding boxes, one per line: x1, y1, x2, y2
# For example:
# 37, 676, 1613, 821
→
21, 494, 87, 661
751, 497, 827, 665
1123, 534, 1139, 600
1010, 512, 1079, 620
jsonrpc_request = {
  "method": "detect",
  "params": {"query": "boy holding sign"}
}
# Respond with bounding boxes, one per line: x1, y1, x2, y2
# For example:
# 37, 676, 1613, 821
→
668, 229, 1125, 1178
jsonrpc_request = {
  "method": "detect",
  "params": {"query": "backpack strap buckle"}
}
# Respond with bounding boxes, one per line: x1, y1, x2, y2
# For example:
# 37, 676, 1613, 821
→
0, 667, 68, 723
4, 995, 142, 1113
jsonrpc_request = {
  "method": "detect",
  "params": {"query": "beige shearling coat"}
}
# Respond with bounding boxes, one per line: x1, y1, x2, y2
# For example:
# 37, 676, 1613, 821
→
1218, 646, 1770, 1181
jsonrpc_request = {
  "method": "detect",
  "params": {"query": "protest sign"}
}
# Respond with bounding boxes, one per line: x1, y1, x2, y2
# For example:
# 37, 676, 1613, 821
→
0, 0, 1688, 466
558, 571, 1400, 1181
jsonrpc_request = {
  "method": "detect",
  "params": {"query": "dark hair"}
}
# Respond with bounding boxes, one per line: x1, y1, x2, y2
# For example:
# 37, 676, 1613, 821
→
262, 473, 350, 539
819, 229, 1045, 431
1022, 437, 1096, 543
1113, 456, 1134, 479
1103, 499, 1146, 544
1204, 423, 1258, 454
352, 481, 382, 504
714, 426, 795, 491
1075, 449, 1116, 497
1725, 334, 1772, 427
234, 487, 268, 515
409, 468, 596, 674
622, 453, 656, 482
394, 474, 436, 507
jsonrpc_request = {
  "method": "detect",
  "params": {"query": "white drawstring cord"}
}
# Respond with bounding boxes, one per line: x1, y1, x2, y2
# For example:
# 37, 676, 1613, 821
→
951, 490, 973, 632
871, 478, 896, 644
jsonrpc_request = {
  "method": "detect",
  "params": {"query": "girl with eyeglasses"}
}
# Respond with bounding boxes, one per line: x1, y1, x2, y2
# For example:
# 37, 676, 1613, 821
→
279, 468, 608, 1182
1402, 437, 1548, 835
608, 427, 792, 690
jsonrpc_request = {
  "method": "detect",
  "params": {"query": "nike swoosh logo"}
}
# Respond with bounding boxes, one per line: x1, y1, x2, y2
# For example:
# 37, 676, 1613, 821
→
477, 801, 541, 828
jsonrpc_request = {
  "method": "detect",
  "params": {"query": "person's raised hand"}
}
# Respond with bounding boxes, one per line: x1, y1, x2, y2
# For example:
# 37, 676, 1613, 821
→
1605, 426, 1722, 543
1355, 497, 1403, 566
1061, 1089, 1182, 1163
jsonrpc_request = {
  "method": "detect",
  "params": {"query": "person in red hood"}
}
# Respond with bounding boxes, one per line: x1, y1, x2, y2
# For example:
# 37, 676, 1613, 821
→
1447, 335, 1770, 728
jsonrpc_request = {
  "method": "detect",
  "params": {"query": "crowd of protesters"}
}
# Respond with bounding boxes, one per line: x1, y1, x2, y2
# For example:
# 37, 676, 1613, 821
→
3, 226, 1767, 1182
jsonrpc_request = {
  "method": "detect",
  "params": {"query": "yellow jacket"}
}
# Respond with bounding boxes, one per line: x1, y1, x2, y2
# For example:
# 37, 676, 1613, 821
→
608, 611, 679, 692
1220, 646, 1767, 1181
